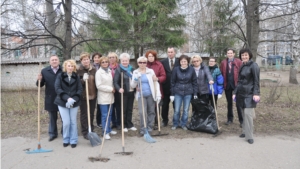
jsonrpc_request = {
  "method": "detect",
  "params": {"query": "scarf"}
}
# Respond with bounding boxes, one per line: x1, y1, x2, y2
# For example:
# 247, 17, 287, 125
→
119, 64, 133, 78
102, 67, 109, 73
109, 63, 118, 77
94, 63, 100, 70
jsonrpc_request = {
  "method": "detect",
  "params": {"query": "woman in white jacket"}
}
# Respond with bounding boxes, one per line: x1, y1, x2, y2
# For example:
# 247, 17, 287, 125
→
131, 56, 161, 135
95, 56, 117, 140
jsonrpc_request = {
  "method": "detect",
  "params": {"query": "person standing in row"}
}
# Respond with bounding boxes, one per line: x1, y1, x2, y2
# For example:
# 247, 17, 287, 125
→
233, 48, 260, 144
145, 50, 166, 128
220, 48, 243, 127
92, 52, 102, 128
190, 55, 213, 103
54, 59, 82, 148
96, 56, 117, 140
36, 54, 62, 142
77, 52, 97, 140
108, 52, 121, 130
131, 56, 162, 134
170, 55, 198, 130
208, 57, 224, 109
160, 47, 179, 127
113, 53, 137, 132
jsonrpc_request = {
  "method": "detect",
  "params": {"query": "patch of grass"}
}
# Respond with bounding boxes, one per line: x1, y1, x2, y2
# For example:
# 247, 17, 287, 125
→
1, 86, 300, 139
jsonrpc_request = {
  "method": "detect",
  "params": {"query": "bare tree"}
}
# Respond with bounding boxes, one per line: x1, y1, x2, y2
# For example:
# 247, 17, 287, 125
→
1, 0, 114, 61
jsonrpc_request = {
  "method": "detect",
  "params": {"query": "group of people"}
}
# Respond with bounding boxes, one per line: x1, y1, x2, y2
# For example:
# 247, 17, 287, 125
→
37, 47, 260, 148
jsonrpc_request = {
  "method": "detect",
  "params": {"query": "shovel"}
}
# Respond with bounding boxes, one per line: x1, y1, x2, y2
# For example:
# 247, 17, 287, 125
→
86, 79, 101, 146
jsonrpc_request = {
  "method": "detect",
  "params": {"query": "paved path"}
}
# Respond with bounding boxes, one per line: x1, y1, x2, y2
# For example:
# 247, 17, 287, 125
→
1, 135, 300, 169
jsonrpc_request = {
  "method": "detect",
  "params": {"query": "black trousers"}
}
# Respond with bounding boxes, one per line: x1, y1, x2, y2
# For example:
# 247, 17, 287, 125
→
96, 103, 101, 126
225, 89, 243, 123
208, 95, 218, 110
80, 98, 97, 136
111, 92, 121, 126
122, 92, 135, 128
161, 93, 175, 124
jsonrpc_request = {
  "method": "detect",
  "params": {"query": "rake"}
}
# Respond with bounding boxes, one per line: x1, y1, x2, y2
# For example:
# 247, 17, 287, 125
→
88, 99, 113, 162
139, 77, 156, 143
211, 84, 222, 137
151, 80, 168, 137
114, 72, 133, 155
26, 62, 53, 154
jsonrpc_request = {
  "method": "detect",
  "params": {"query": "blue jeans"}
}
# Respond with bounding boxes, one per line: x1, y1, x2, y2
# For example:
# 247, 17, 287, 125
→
173, 94, 192, 127
58, 106, 79, 144
100, 104, 113, 135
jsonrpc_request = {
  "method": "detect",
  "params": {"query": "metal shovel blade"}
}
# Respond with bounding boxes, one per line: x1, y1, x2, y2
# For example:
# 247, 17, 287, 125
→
88, 132, 101, 147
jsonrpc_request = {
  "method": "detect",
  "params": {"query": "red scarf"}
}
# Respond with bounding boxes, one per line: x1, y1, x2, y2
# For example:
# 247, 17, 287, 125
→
109, 63, 119, 77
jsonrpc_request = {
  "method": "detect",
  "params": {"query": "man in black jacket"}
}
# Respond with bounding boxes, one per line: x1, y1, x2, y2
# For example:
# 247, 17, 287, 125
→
36, 55, 62, 141
160, 47, 179, 126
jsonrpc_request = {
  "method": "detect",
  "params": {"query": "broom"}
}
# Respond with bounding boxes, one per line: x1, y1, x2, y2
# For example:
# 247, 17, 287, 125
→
139, 77, 156, 143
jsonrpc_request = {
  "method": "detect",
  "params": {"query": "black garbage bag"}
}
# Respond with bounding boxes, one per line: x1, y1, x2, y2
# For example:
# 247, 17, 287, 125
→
187, 99, 218, 134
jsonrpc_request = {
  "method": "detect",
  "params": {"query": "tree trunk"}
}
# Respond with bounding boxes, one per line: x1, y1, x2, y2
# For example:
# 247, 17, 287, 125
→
63, 0, 72, 60
289, 66, 299, 84
246, 0, 260, 61
45, 0, 57, 54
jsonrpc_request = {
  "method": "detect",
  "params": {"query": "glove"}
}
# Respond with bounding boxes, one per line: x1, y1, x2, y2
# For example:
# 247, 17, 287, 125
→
232, 95, 236, 102
218, 94, 222, 99
156, 97, 161, 103
194, 95, 198, 99
83, 73, 89, 81
66, 102, 71, 108
134, 72, 142, 81
66, 98, 76, 108
170, 96, 174, 102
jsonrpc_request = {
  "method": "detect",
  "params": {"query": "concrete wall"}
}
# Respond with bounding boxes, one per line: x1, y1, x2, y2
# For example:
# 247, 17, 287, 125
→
1, 63, 45, 90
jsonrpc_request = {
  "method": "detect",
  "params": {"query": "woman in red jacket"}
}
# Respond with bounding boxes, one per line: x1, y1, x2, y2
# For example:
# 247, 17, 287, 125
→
145, 50, 166, 128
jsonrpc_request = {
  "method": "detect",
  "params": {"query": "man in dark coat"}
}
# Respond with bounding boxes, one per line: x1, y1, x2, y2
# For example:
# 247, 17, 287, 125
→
160, 47, 180, 126
220, 48, 243, 127
36, 55, 62, 141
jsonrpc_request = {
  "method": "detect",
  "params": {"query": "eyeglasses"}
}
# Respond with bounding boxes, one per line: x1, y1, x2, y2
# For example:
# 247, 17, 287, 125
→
101, 61, 108, 64
209, 61, 215, 62
138, 62, 147, 64
109, 57, 115, 59
193, 60, 200, 63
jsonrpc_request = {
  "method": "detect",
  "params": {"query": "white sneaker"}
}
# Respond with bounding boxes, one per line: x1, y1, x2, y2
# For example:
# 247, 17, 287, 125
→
123, 128, 128, 132
104, 134, 110, 140
128, 127, 137, 131
110, 131, 117, 135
